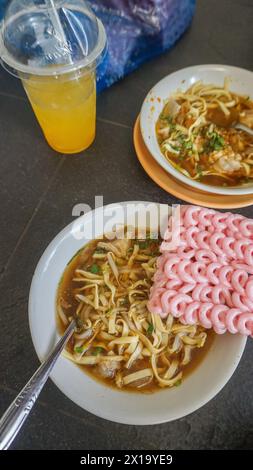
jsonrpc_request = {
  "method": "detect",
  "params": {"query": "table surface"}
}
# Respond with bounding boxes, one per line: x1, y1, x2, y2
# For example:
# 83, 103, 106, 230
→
0, 0, 253, 450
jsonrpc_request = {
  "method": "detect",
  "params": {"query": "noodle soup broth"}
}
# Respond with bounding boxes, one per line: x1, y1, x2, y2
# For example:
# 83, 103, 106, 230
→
57, 231, 214, 393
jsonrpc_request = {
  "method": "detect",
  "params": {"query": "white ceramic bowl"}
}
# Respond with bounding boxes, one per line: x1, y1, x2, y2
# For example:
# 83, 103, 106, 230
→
140, 64, 253, 196
29, 202, 247, 424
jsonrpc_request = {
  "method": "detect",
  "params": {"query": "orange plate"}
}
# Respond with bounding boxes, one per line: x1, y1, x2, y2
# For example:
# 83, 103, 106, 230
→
134, 116, 253, 209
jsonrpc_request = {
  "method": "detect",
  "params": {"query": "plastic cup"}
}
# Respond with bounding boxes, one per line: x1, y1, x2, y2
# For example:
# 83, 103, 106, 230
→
0, 0, 107, 154
22, 68, 97, 153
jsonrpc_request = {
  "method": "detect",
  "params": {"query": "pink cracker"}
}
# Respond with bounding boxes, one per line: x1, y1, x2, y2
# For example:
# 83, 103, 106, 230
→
148, 205, 253, 337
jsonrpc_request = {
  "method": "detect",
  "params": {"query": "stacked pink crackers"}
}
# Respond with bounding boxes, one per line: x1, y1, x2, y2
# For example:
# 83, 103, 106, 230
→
148, 206, 253, 336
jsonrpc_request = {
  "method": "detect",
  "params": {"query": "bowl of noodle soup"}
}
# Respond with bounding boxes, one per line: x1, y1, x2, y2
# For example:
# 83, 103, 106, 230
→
29, 202, 246, 424
140, 65, 253, 195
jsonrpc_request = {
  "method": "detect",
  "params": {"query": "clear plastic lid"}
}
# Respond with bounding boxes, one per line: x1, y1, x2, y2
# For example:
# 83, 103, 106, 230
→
0, 0, 107, 77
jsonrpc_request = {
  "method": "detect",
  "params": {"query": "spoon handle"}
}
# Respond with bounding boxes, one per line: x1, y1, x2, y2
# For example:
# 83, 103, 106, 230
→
0, 320, 75, 450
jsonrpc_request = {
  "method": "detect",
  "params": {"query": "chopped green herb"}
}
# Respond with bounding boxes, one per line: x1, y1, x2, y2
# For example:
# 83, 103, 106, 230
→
74, 346, 83, 354
163, 115, 173, 124
139, 241, 149, 249
213, 139, 224, 150
171, 144, 180, 152
208, 132, 225, 151
160, 114, 171, 123
147, 323, 154, 335
89, 264, 100, 274
182, 140, 193, 150
177, 134, 193, 150
196, 164, 203, 177
175, 379, 182, 387
160, 115, 176, 129
92, 346, 104, 356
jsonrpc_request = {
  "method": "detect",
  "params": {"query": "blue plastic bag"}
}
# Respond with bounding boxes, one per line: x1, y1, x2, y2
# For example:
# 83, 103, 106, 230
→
0, 0, 8, 19
89, 0, 196, 92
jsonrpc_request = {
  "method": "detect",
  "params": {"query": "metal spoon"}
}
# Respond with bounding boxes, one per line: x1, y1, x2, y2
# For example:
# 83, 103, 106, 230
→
0, 319, 75, 450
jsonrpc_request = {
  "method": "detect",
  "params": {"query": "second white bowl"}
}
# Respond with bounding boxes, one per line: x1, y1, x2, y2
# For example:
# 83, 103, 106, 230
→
140, 64, 253, 196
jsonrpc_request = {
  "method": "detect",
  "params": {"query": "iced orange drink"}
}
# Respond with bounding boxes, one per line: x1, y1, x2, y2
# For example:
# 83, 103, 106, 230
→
23, 70, 96, 153
0, 0, 107, 154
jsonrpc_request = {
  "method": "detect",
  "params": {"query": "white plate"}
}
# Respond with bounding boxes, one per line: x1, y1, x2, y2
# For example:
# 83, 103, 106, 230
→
29, 201, 247, 425
140, 64, 253, 195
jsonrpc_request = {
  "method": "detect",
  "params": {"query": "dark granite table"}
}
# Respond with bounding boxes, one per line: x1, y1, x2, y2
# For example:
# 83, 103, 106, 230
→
0, 0, 253, 450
